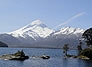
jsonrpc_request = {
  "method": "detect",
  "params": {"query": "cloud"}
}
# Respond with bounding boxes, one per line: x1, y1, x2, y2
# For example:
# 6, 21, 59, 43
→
55, 12, 86, 29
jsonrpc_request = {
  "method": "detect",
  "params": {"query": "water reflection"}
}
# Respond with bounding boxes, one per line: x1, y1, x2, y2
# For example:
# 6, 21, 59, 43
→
0, 48, 92, 67
83, 60, 92, 67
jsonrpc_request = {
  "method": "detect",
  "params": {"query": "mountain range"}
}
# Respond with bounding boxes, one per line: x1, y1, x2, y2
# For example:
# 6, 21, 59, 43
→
0, 20, 85, 48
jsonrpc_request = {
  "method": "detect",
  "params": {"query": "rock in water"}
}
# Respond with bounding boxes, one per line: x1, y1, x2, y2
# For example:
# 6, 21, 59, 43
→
40, 55, 50, 59
0, 50, 29, 61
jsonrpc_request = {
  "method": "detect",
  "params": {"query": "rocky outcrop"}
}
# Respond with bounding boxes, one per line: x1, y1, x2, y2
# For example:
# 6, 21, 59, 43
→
40, 55, 50, 59
0, 50, 29, 61
32, 55, 50, 59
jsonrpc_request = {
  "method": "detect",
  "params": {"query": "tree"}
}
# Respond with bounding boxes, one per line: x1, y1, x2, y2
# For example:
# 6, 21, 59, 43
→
82, 28, 92, 47
80, 48, 92, 59
77, 40, 82, 55
14, 50, 25, 57
63, 44, 69, 56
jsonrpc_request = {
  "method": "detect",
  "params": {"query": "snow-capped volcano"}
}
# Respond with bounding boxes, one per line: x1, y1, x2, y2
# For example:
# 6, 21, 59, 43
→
9, 20, 54, 39
0, 20, 85, 48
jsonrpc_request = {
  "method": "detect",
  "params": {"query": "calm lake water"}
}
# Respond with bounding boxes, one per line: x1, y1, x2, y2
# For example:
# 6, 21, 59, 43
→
0, 48, 92, 67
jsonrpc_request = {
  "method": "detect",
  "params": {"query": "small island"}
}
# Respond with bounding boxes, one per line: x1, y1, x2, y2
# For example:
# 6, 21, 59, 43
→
0, 50, 29, 61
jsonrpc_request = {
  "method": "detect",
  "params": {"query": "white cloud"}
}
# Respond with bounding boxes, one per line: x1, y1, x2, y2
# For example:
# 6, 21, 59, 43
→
54, 12, 86, 29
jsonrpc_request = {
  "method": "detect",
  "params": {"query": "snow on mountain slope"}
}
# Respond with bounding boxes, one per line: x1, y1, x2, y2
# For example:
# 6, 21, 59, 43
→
0, 20, 86, 48
54, 27, 85, 35
9, 20, 54, 40
48, 27, 85, 48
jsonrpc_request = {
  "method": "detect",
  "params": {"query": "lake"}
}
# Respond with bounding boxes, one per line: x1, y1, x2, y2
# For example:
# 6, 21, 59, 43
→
0, 48, 92, 67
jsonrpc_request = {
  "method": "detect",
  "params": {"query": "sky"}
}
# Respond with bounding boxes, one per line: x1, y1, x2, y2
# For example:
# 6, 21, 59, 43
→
0, 0, 92, 33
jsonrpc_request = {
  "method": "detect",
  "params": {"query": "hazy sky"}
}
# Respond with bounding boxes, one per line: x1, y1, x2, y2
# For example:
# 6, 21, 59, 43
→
0, 0, 92, 33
